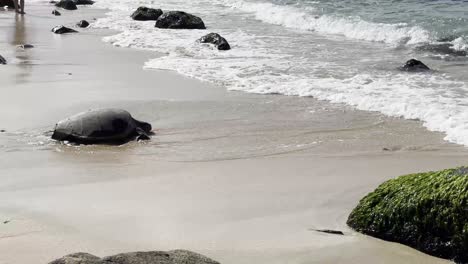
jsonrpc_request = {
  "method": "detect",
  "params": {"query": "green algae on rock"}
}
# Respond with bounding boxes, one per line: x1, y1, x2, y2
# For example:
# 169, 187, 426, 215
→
347, 167, 468, 263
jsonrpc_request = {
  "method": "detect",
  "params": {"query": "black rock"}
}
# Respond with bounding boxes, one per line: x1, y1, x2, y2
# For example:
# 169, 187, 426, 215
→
52, 9, 61, 15
55, 0, 77, 10
0, 0, 14, 8
0, 55, 6, 65
401, 59, 430, 72
49, 250, 220, 264
52, 25, 78, 34
131, 6, 163, 21
72, 0, 94, 5
198, 33, 230, 50
77, 20, 89, 28
155, 11, 206, 29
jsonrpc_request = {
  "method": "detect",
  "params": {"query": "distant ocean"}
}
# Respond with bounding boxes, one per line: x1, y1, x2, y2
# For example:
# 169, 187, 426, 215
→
92, 0, 468, 145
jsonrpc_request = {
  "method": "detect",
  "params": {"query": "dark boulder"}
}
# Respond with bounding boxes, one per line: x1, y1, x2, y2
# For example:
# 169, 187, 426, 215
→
77, 20, 90, 28
0, 55, 6, 65
49, 250, 220, 264
72, 0, 94, 5
401, 59, 430, 72
0, 0, 14, 8
52, 9, 61, 15
155, 11, 206, 29
49, 253, 104, 264
52, 25, 78, 34
198, 33, 230, 50
131, 6, 163, 21
347, 167, 468, 263
55, 0, 77, 10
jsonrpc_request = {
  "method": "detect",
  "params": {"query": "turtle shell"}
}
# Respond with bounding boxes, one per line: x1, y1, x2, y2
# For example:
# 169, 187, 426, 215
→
52, 109, 139, 144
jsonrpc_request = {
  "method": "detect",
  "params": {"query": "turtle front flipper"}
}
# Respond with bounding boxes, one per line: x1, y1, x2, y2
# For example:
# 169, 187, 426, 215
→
135, 127, 151, 141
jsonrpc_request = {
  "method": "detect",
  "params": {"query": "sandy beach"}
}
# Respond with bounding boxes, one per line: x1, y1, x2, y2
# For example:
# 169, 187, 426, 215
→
0, 3, 467, 264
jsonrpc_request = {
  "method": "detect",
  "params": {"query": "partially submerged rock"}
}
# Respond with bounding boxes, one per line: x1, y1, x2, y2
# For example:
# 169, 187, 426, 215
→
72, 0, 94, 5
0, 55, 6, 65
400, 59, 430, 72
55, 0, 77, 10
51, 108, 152, 145
77, 20, 90, 28
52, 9, 61, 16
49, 250, 220, 264
131, 6, 163, 21
155, 11, 206, 29
198, 33, 230, 50
347, 167, 468, 263
52, 25, 78, 34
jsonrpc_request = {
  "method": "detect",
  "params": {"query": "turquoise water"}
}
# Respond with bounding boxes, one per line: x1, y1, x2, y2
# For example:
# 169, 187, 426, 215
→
276, 0, 468, 41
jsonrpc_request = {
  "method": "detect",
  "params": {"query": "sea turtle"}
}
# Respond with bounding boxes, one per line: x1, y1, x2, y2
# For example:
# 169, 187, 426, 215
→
51, 109, 152, 145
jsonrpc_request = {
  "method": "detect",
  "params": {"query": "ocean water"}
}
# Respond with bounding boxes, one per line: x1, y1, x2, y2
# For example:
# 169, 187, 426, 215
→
91, 0, 468, 145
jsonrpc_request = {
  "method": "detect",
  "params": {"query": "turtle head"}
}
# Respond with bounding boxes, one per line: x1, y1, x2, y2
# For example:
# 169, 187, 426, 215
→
135, 119, 152, 133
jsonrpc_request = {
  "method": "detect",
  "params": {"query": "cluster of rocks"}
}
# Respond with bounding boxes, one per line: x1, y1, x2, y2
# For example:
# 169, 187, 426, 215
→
130, 7, 229, 50
49, 250, 220, 264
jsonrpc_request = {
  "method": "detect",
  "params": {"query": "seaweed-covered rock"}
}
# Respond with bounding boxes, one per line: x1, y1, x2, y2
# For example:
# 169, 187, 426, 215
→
0, 55, 6, 65
52, 25, 78, 34
49, 250, 220, 264
198, 33, 230, 50
55, 0, 77, 10
131, 6, 163, 21
155, 11, 206, 29
0, 0, 14, 8
347, 167, 468, 263
52, 9, 61, 15
77, 20, 90, 28
400, 59, 430, 72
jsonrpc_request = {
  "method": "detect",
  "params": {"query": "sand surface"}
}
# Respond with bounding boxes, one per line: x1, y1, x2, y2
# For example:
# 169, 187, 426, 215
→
0, 3, 467, 264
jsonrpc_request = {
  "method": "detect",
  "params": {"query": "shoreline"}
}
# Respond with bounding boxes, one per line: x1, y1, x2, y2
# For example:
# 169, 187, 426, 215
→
0, 2, 467, 264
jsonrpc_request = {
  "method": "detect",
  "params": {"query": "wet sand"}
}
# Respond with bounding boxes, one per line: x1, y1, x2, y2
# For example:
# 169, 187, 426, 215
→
1, 3, 467, 264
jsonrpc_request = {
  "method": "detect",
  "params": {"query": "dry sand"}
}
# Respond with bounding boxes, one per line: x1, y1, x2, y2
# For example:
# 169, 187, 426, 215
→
0, 3, 467, 264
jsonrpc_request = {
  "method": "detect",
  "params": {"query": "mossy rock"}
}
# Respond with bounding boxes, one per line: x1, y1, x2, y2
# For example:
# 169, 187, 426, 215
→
347, 167, 468, 263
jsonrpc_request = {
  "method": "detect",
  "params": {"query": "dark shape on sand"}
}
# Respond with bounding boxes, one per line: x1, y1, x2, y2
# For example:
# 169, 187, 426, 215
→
131, 6, 163, 21
51, 108, 152, 145
17, 44, 34, 49
198, 33, 230, 50
155, 11, 206, 29
55, 0, 77, 10
52, 25, 78, 34
72, 0, 94, 5
311, 229, 344, 235
0, 129, 5, 132
0, 0, 14, 7
347, 167, 468, 263
401, 59, 430, 72
52, 9, 61, 15
77, 20, 90, 28
49, 250, 220, 264
0, 55, 6, 65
